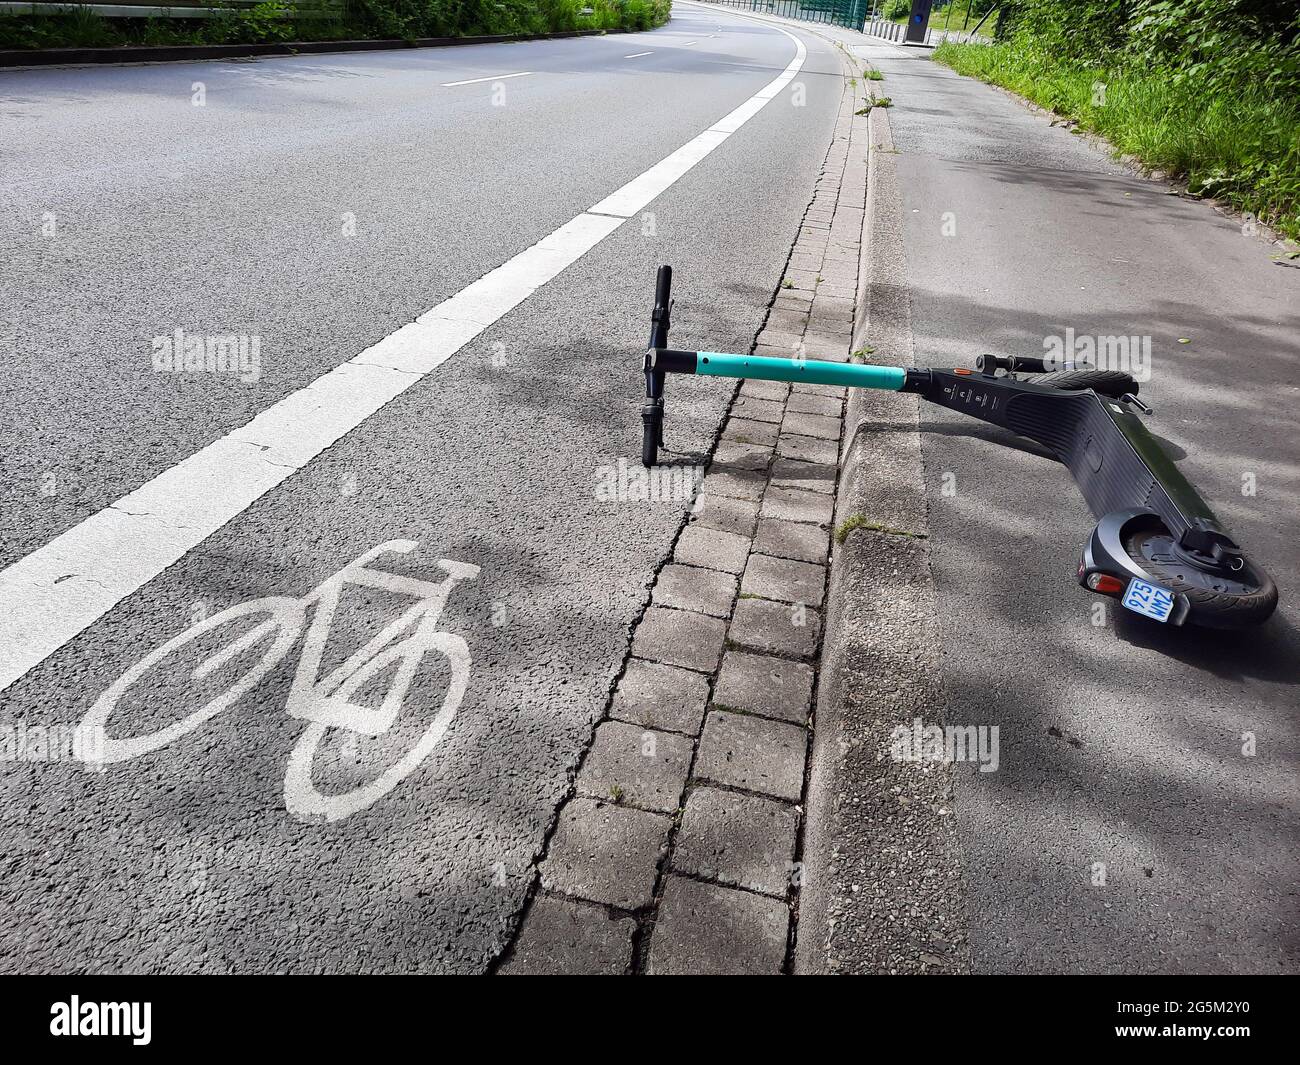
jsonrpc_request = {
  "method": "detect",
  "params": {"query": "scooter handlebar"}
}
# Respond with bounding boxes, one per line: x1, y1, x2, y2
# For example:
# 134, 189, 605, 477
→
649, 265, 673, 350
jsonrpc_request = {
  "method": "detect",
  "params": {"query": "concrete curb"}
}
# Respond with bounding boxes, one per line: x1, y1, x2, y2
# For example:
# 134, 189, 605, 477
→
0, 27, 630, 68
794, 92, 973, 973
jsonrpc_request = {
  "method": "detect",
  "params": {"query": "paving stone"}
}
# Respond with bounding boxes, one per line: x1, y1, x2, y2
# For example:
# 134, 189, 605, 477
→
712, 440, 772, 471
646, 876, 789, 975
611, 658, 709, 735
631, 606, 726, 674
500, 896, 635, 975
731, 396, 786, 425
700, 466, 766, 502
539, 798, 671, 910
822, 246, 858, 262
777, 432, 839, 466
753, 518, 830, 566
756, 329, 803, 351
771, 294, 813, 314
672, 787, 799, 897
808, 302, 854, 322
782, 269, 819, 289
817, 261, 857, 284
694, 710, 807, 801
729, 596, 821, 659
577, 721, 693, 813
691, 493, 759, 538
765, 308, 810, 335
802, 333, 848, 359
742, 553, 826, 608
782, 410, 842, 441
674, 525, 751, 576
738, 378, 789, 402
791, 381, 847, 398
771, 458, 837, 496
786, 392, 843, 417
816, 283, 856, 301
760, 486, 835, 527
713, 651, 814, 724
755, 341, 803, 359
721, 417, 779, 448
652, 563, 737, 619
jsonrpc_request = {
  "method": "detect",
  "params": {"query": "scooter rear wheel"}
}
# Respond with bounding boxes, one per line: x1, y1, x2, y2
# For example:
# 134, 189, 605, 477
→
1124, 524, 1278, 628
1022, 369, 1136, 399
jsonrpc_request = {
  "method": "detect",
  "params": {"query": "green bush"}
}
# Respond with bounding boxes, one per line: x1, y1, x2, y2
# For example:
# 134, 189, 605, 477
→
0, 0, 672, 51
934, 1, 1300, 239
881, 0, 911, 19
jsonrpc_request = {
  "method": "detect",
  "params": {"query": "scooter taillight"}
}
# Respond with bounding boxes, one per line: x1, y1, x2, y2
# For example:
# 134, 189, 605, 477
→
1086, 573, 1126, 596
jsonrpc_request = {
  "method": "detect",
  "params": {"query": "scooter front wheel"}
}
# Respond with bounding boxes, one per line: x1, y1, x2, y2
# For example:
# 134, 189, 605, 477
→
1124, 525, 1278, 628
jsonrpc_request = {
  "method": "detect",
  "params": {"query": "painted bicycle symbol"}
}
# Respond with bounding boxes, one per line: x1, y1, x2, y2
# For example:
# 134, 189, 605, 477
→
80, 540, 479, 823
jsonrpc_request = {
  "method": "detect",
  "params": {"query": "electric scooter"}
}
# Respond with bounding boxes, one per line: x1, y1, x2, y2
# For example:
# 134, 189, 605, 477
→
640, 265, 1278, 629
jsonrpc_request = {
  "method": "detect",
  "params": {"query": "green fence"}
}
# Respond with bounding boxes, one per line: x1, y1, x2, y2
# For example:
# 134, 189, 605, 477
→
698, 0, 869, 32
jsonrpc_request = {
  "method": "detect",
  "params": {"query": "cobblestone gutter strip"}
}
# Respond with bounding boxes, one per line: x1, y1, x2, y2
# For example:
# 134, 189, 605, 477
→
793, 101, 972, 974
493, 47, 867, 976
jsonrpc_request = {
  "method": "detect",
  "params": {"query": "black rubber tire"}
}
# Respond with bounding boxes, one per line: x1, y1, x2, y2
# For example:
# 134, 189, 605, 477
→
1124, 524, 1279, 628
641, 409, 660, 468
1020, 369, 1136, 398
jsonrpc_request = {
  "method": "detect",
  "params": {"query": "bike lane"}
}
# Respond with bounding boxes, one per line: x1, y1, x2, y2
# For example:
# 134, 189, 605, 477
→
0, 14, 845, 973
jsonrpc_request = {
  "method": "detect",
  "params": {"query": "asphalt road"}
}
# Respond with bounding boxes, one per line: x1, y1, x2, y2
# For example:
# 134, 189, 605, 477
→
0, 5, 844, 972
854, 37, 1299, 973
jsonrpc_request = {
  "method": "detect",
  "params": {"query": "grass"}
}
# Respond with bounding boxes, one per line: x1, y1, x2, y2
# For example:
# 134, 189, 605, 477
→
933, 40, 1300, 241
834, 514, 927, 544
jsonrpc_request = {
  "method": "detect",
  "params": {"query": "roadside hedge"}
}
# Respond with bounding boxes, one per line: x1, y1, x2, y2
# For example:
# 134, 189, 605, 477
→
0, 0, 673, 51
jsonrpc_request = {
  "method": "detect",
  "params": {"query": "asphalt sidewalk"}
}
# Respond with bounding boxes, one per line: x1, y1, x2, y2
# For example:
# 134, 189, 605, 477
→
809, 22, 1299, 973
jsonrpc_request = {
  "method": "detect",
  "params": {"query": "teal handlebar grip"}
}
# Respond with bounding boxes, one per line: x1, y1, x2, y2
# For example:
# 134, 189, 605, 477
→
695, 351, 906, 390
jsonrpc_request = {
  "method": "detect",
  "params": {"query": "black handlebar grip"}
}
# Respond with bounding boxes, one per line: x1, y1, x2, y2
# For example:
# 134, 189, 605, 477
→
649, 265, 672, 349
976, 354, 1066, 374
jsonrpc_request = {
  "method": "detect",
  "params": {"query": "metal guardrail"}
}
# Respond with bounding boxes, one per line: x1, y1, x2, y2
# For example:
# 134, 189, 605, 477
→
696, 3, 990, 43
861, 17, 989, 45
0, 0, 341, 17
699, 0, 870, 33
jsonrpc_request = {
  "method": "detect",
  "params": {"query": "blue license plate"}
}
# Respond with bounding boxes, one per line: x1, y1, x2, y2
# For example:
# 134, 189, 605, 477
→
1121, 578, 1176, 622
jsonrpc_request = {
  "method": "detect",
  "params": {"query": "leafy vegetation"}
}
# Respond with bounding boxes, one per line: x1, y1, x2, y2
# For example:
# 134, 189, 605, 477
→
0, 0, 672, 51
933, 0, 1300, 239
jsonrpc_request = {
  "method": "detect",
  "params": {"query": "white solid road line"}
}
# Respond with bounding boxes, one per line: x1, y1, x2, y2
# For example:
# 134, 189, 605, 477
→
441, 71, 533, 87
0, 19, 808, 694
624, 52, 653, 58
